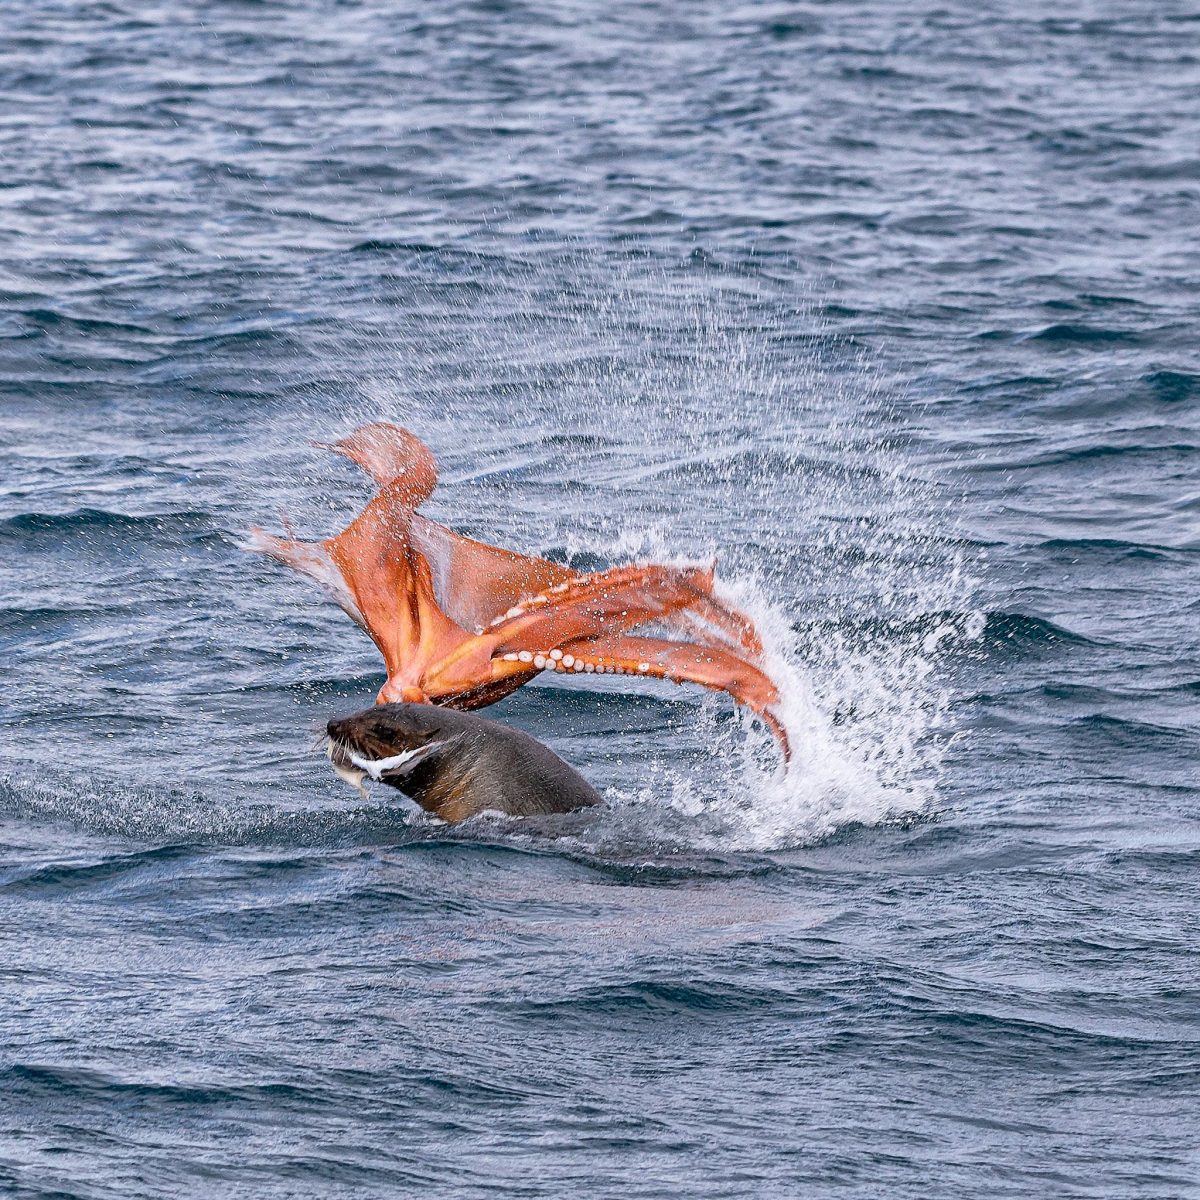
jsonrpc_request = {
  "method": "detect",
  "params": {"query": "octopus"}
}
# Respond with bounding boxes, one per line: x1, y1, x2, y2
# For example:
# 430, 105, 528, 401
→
246, 423, 788, 755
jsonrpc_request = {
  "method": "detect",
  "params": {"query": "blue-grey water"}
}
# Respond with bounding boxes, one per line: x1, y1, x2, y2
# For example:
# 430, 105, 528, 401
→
2, 2, 1198, 1196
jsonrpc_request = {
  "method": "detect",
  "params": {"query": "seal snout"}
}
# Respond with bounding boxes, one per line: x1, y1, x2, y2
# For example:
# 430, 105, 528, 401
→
326, 712, 366, 745
326, 709, 418, 760
325, 713, 385, 798
323, 706, 447, 796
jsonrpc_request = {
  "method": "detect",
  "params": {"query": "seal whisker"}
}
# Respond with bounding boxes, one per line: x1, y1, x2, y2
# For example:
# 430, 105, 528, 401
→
325, 738, 370, 800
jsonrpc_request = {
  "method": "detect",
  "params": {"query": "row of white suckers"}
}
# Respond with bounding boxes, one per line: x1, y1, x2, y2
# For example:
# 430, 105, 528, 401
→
488, 581, 653, 675
497, 648, 651, 675
486, 581, 576, 628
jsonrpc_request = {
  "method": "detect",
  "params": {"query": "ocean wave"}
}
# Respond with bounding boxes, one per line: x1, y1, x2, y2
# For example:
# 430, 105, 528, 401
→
4, 1063, 333, 1111
1070, 713, 1198, 748
0, 843, 195, 897
975, 611, 1096, 651
20, 308, 158, 337
0, 508, 217, 542
509, 977, 797, 1021
1143, 369, 1198, 403
0, 773, 416, 849
1023, 323, 1144, 346
803, 609, 1093, 656
1034, 537, 1185, 561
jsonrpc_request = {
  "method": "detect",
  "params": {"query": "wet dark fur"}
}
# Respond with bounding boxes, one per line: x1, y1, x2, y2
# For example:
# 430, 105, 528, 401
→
327, 703, 603, 823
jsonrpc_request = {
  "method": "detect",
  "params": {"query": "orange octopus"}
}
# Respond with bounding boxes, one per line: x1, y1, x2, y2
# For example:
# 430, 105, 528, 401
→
247, 423, 788, 755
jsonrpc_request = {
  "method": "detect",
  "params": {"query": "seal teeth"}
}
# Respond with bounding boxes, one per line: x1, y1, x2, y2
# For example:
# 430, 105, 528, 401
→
561, 654, 575, 668
584, 662, 594, 673
549, 649, 562, 660
638, 663, 650, 673
573, 660, 585, 672
503, 652, 519, 661
533, 654, 546, 669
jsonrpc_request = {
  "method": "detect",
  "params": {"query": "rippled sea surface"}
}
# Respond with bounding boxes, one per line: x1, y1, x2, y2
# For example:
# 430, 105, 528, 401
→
3, 2, 1199, 1196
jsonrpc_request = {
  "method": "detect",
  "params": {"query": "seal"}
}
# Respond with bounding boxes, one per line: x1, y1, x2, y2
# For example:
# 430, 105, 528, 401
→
325, 703, 603, 823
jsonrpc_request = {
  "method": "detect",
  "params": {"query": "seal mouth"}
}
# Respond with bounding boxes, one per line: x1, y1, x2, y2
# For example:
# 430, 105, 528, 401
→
325, 738, 370, 799
324, 735, 445, 798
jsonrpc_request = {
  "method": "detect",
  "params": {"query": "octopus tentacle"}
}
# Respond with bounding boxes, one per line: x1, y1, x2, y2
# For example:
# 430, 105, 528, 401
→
419, 564, 716, 700
489, 633, 788, 756
484, 563, 716, 651
243, 526, 368, 629
315, 422, 582, 628
319, 482, 477, 698
663, 594, 765, 660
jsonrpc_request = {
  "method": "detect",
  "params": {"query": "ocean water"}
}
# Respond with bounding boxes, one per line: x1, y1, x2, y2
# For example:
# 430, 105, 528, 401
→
2, 1, 1198, 1196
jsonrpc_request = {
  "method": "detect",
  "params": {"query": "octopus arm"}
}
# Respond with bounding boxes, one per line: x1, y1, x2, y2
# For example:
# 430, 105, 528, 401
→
560, 633, 789, 757
485, 563, 718, 652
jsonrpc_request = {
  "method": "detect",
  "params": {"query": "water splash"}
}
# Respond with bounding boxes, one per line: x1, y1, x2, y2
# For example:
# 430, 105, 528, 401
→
240, 251, 983, 854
